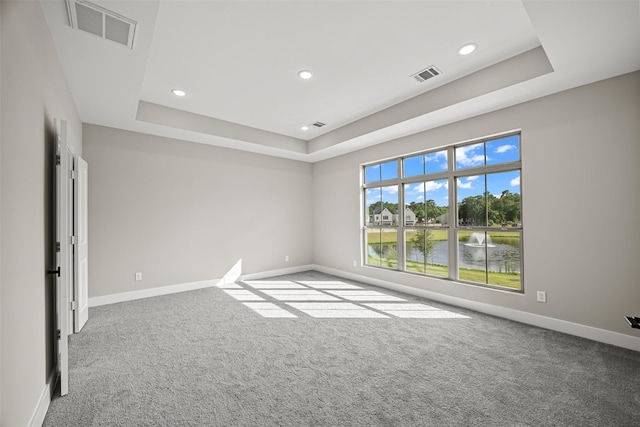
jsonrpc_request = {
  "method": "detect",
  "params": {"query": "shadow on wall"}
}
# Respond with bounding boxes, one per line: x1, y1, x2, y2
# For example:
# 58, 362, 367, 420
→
44, 115, 56, 381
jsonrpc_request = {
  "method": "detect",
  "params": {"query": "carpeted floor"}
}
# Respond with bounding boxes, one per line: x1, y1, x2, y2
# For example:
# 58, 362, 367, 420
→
43, 271, 640, 426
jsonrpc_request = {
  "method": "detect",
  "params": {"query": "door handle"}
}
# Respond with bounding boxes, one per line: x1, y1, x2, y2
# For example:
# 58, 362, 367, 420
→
47, 267, 61, 277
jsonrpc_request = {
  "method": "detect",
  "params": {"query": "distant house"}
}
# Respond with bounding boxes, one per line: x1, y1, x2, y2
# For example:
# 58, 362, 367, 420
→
403, 207, 417, 226
435, 212, 448, 225
370, 206, 416, 226
371, 206, 394, 225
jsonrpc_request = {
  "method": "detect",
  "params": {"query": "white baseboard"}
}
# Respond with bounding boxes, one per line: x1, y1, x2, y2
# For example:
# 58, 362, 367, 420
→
89, 279, 217, 307
28, 371, 55, 427
88, 265, 315, 308
312, 265, 640, 352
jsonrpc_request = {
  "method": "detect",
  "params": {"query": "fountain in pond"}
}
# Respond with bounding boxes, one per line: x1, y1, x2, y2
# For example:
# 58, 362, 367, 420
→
464, 232, 496, 248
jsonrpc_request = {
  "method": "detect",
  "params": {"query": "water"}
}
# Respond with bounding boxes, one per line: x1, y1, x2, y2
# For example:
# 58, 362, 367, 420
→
464, 232, 495, 248
371, 241, 521, 273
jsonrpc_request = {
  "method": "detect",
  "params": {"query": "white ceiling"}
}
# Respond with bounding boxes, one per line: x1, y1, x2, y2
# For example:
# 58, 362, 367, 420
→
41, 0, 640, 162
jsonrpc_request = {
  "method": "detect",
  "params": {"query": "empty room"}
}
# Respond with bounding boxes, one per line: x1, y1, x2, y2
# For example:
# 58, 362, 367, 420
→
1, 0, 639, 426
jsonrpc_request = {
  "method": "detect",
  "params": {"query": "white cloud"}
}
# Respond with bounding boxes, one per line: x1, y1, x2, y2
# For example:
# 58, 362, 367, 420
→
406, 181, 446, 195
383, 186, 398, 194
425, 181, 446, 192
495, 144, 516, 154
466, 175, 479, 181
456, 145, 484, 167
510, 176, 520, 187
457, 181, 472, 189
425, 151, 447, 162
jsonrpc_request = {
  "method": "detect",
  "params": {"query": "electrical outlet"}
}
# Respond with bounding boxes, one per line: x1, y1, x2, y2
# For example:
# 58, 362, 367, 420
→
135, 272, 142, 281
285, 255, 289, 262
536, 291, 546, 303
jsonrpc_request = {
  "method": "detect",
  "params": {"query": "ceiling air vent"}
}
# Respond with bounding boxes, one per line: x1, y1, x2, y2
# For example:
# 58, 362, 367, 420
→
312, 122, 326, 128
66, 0, 137, 49
411, 66, 442, 83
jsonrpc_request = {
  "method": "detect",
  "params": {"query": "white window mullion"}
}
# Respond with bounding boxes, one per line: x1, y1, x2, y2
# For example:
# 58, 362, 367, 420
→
448, 147, 457, 280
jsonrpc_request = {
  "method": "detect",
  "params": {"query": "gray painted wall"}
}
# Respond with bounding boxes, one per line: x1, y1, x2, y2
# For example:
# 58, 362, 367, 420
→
312, 71, 640, 338
0, 1, 83, 426
83, 125, 313, 298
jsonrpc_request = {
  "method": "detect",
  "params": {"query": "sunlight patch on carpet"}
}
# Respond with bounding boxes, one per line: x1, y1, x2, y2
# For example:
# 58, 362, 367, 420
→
223, 290, 265, 301
243, 302, 297, 318
244, 281, 307, 289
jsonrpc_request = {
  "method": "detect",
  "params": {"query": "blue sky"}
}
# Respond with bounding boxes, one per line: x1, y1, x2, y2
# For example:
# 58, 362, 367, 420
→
365, 135, 520, 208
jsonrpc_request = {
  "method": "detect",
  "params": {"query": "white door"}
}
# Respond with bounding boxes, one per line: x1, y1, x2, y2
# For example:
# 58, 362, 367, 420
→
54, 119, 71, 396
74, 157, 89, 332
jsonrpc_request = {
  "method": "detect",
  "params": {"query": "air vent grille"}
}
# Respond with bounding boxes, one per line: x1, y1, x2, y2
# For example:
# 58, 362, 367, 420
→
67, 0, 137, 49
312, 122, 326, 128
411, 66, 442, 83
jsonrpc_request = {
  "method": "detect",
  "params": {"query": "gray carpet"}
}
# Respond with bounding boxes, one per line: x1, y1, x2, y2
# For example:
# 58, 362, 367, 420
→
44, 271, 640, 426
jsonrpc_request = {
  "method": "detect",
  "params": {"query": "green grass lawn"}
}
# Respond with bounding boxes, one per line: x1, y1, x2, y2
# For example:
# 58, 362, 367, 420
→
370, 229, 520, 245
369, 228, 449, 244
368, 256, 521, 290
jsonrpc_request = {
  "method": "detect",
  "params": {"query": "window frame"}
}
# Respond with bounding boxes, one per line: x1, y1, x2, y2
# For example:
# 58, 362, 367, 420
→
362, 131, 524, 293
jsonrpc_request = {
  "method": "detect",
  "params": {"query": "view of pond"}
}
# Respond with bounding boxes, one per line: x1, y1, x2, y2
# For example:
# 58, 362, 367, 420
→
370, 241, 521, 273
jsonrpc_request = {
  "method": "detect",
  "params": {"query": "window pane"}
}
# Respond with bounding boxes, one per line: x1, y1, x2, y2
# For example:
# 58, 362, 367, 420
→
366, 228, 397, 269
487, 231, 521, 290
487, 171, 521, 227
381, 185, 398, 226
425, 179, 449, 226
365, 228, 383, 267
381, 161, 398, 180
458, 230, 522, 290
486, 135, 520, 165
404, 182, 425, 225
458, 230, 487, 284
405, 229, 448, 277
364, 164, 380, 184
457, 175, 486, 226
425, 149, 448, 173
455, 143, 485, 170
403, 155, 424, 178
379, 228, 398, 268
365, 188, 382, 226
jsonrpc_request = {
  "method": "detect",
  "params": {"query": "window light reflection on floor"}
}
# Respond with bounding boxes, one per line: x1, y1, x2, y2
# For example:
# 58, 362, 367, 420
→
244, 280, 307, 289
243, 302, 297, 318
286, 302, 389, 318
325, 290, 406, 302
222, 290, 265, 301
261, 290, 341, 301
298, 281, 363, 290
222, 280, 471, 320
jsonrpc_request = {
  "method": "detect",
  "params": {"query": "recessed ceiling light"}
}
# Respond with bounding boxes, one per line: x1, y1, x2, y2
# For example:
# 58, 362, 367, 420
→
458, 43, 477, 56
300, 126, 309, 131
171, 89, 186, 97
298, 70, 313, 80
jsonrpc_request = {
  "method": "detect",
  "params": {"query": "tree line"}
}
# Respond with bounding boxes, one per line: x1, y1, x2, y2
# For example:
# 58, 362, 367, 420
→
369, 190, 520, 226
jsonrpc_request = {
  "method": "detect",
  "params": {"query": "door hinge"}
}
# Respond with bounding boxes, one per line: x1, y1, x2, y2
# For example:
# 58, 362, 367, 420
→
57, 329, 61, 340
55, 155, 61, 165
70, 235, 78, 245
70, 170, 77, 180
56, 241, 61, 252
70, 301, 77, 311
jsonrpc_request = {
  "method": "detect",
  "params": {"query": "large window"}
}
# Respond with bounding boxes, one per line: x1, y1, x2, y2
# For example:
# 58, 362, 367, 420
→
362, 133, 523, 291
